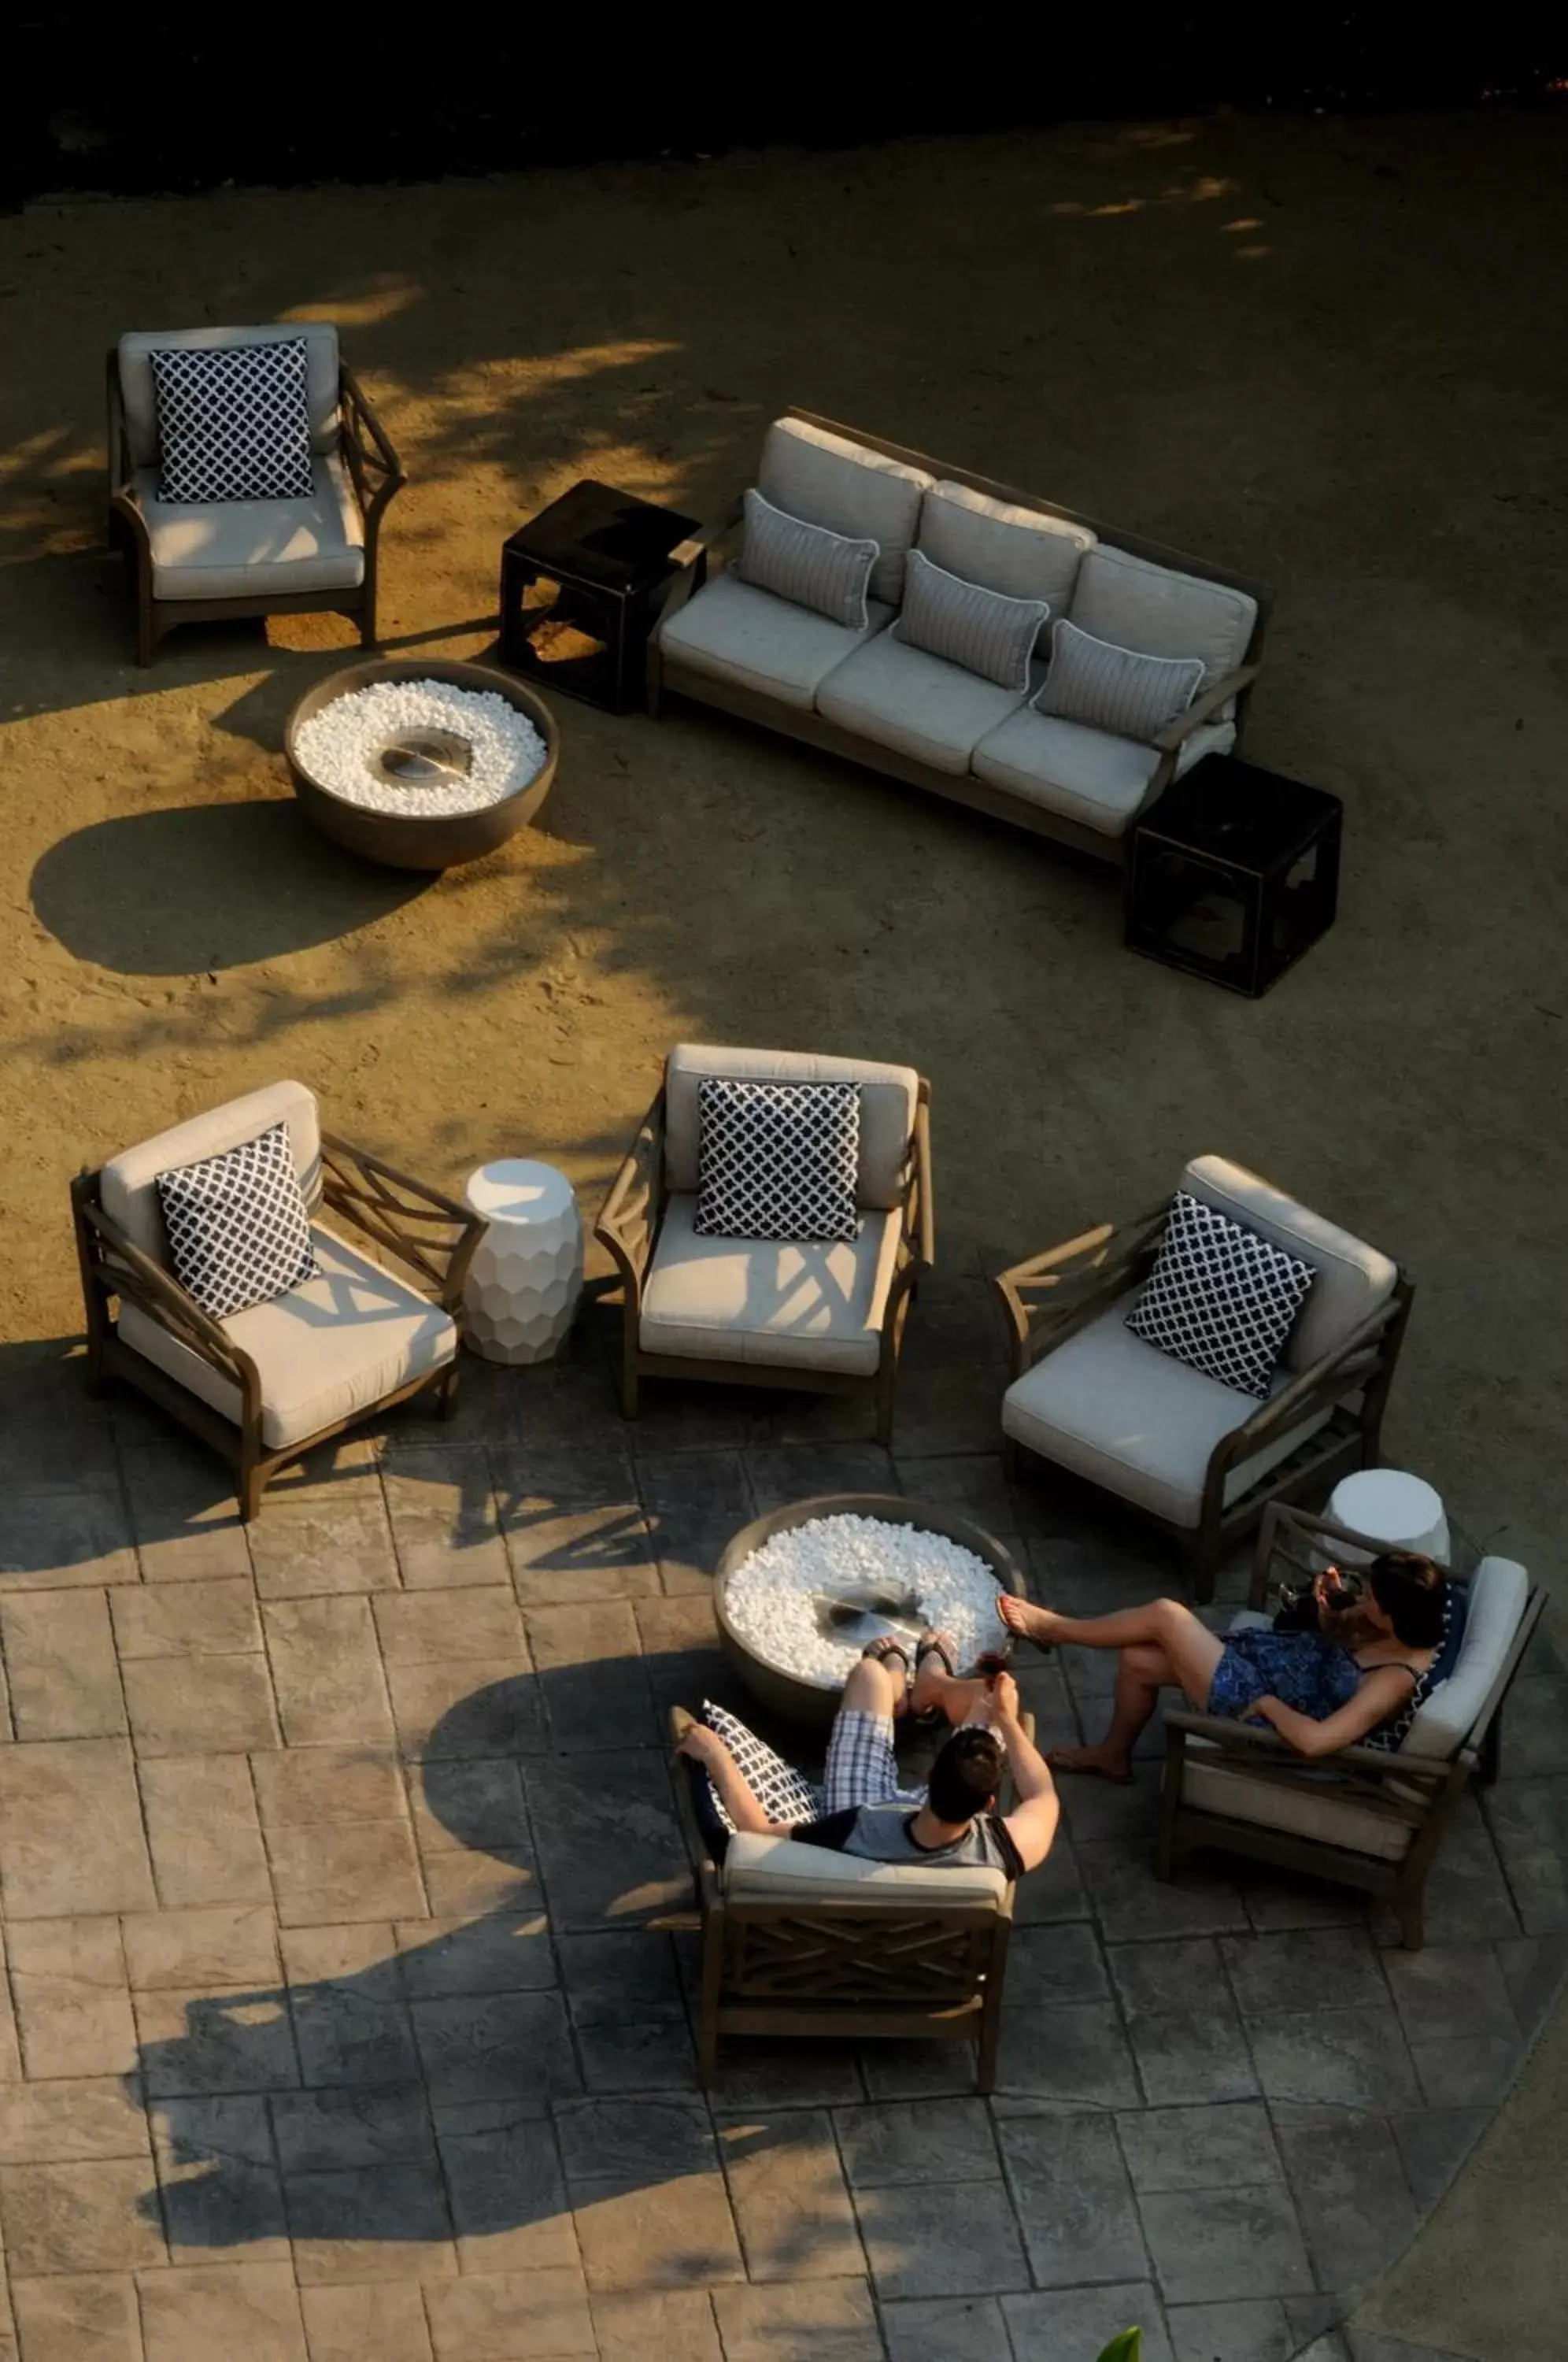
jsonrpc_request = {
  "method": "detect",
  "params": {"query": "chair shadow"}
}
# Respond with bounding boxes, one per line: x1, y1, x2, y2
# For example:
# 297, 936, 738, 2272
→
30, 800, 428, 974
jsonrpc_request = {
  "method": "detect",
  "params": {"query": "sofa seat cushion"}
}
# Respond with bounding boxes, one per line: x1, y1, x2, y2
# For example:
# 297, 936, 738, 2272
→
639, 1194, 900, 1375
657, 572, 892, 712
724, 1829, 1008, 1905
757, 417, 932, 605
817, 631, 1030, 776
665, 1045, 919, 1209
137, 455, 364, 602
971, 709, 1234, 837
102, 1079, 323, 1269
117, 1223, 456, 1451
1178, 1749, 1415, 1862
1001, 1290, 1332, 1528
1071, 543, 1258, 687
1179, 1155, 1397, 1373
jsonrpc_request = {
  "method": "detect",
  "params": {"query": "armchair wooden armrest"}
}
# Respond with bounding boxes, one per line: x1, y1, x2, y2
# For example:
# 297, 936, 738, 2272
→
1152, 664, 1262, 752
595, 1090, 668, 1320
1163, 1706, 1460, 1794
1201, 1289, 1411, 1534
73, 1185, 262, 1416
886, 1093, 936, 1316
995, 1204, 1166, 1372
319, 1133, 483, 1311
338, 363, 406, 532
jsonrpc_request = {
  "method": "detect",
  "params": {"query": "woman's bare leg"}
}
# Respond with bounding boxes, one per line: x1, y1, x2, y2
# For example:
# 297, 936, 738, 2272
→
1048, 1641, 1174, 1782
998, 1594, 1222, 1707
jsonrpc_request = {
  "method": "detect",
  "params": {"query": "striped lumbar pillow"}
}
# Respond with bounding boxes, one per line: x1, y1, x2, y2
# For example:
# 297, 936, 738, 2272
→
892, 548, 1048, 691
1035, 618, 1204, 742
736, 487, 879, 630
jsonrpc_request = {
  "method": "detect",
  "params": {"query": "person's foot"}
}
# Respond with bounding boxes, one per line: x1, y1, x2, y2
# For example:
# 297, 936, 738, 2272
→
1045, 1742, 1134, 1785
998, 1594, 1056, 1649
860, 1635, 912, 1714
909, 1628, 959, 1720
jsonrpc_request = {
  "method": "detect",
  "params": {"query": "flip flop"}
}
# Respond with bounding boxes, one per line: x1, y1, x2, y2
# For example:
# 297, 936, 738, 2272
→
860, 1634, 912, 1712
911, 1628, 960, 1726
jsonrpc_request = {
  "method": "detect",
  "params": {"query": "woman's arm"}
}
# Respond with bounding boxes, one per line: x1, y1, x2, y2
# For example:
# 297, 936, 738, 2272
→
675, 1724, 795, 1836
1246, 1664, 1416, 1758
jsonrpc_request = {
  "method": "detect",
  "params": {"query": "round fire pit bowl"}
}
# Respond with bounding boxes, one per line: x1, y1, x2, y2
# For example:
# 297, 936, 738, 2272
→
284, 657, 559, 871
714, 1492, 1022, 1730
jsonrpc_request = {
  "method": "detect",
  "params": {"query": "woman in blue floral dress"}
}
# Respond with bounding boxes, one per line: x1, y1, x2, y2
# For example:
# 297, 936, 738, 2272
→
997, 1553, 1448, 1783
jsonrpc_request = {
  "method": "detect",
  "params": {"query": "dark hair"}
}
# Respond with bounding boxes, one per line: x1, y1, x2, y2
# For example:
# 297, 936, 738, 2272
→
1367, 1550, 1446, 1648
926, 1726, 1004, 1823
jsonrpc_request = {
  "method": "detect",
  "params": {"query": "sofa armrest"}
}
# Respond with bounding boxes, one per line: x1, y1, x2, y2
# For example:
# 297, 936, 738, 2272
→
1152, 664, 1262, 752
319, 1134, 483, 1310
656, 495, 744, 631
595, 1090, 668, 1319
995, 1205, 1165, 1375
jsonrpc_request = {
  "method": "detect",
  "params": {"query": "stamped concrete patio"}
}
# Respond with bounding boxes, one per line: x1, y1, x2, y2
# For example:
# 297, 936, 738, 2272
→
0, 1262, 1561, 2362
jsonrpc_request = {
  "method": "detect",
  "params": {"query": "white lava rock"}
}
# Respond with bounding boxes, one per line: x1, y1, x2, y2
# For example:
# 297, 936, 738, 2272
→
294, 679, 546, 816
723, 1514, 1005, 1690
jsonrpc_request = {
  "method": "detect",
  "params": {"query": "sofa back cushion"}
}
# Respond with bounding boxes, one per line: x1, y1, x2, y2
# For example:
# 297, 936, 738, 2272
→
723, 1829, 1008, 1906
1071, 543, 1258, 685
665, 1044, 918, 1210
119, 324, 342, 473
1400, 1557, 1529, 1760
1180, 1153, 1396, 1373
102, 1079, 323, 1270
757, 418, 931, 605
918, 479, 1094, 616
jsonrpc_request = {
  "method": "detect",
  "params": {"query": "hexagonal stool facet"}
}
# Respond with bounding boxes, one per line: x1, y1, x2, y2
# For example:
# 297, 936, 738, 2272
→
461, 1159, 583, 1365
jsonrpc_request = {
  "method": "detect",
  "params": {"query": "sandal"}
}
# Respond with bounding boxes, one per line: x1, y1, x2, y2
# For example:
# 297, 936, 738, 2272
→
911, 1628, 960, 1725
860, 1634, 912, 1712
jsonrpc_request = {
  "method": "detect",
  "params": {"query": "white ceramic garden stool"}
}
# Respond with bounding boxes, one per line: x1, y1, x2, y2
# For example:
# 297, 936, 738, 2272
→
461, 1159, 583, 1364
1326, 1468, 1451, 1567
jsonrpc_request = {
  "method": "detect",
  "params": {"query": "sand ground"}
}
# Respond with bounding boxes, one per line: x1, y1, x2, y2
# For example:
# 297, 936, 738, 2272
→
2, 113, 1567, 2360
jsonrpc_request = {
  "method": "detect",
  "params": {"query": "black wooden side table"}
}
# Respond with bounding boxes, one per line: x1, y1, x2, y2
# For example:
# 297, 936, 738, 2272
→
499, 479, 701, 715
1125, 753, 1342, 997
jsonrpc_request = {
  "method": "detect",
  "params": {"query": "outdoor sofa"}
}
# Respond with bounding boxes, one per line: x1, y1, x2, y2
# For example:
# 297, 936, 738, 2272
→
649, 410, 1272, 860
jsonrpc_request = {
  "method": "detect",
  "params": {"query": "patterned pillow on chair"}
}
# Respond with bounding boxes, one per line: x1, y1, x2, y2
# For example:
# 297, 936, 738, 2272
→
152, 339, 315, 504
698, 1701, 822, 1835
1126, 1190, 1314, 1398
155, 1121, 317, 1319
695, 1078, 860, 1243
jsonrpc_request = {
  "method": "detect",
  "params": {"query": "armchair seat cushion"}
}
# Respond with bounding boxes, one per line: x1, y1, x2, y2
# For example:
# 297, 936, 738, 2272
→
1178, 1749, 1415, 1862
817, 631, 1031, 776
116, 1223, 456, 1451
656, 572, 892, 712
135, 454, 364, 602
972, 709, 1234, 836
639, 1194, 900, 1375
1001, 1290, 1333, 1528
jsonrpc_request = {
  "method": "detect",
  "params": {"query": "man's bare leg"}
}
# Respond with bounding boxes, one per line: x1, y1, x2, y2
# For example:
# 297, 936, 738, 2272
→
839, 1650, 907, 1718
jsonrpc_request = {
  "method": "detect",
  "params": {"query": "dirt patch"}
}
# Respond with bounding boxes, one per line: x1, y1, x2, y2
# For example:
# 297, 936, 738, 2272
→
2, 113, 1564, 1566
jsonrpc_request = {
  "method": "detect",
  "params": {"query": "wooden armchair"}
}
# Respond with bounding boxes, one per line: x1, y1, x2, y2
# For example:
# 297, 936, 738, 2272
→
106, 324, 405, 663
597, 1044, 934, 1443
1158, 1504, 1543, 1947
995, 1153, 1414, 1598
669, 1705, 1029, 2091
72, 1080, 481, 1516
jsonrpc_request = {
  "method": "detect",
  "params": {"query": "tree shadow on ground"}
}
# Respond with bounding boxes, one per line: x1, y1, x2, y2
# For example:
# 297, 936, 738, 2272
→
30, 799, 429, 973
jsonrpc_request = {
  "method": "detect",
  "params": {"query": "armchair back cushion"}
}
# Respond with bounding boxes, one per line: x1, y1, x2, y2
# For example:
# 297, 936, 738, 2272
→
1070, 543, 1258, 686
665, 1044, 918, 1210
757, 418, 932, 605
917, 479, 1094, 615
1400, 1556, 1529, 1759
117, 325, 342, 472
723, 1829, 1008, 1907
1180, 1153, 1397, 1372
102, 1079, 322, 1269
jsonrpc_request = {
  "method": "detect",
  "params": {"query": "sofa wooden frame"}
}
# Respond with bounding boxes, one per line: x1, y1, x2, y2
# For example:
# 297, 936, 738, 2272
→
1157, 1502, 1544, 1947
995, 1205, 1415, 1600
595, 1076, 934, 1443
72, 1134, 483, 1518
647, 408, 1274, 864
668, 1704, 1030, 2090
105, 347, 406, 664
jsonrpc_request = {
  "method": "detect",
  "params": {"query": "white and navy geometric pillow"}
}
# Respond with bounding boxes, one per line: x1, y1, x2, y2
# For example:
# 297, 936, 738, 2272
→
152, 340, 314, 504
155, 1122, 317, 1319
1126, 1190, 1315, 1399
695, 1079, 860, 1243
700, 1701, 822, 1834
